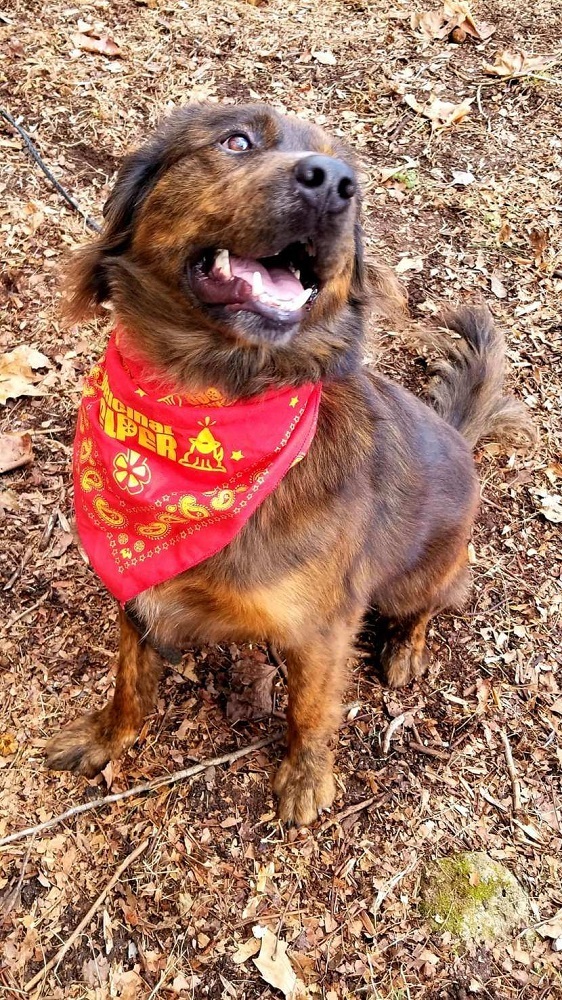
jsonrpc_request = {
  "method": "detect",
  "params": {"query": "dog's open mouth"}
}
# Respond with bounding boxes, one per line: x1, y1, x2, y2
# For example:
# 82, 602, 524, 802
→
190, 243, 320, 325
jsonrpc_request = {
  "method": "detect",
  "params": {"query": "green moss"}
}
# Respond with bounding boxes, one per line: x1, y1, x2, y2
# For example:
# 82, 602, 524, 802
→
393, 169, 419, 189
419, 852, 530, 943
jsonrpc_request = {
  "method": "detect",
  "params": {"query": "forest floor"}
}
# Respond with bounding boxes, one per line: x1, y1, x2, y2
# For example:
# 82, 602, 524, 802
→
0, 0, 561, 996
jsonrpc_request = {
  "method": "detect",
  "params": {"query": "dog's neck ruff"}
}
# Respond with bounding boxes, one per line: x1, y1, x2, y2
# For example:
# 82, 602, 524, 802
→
74, 327, 322, 602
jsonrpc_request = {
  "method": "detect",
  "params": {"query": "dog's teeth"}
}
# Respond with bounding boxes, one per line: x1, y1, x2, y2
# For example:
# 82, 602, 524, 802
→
289, 266, 301, 280
215, 249, 231, 278
252, 270, 264, 296
293, 287, 313, 309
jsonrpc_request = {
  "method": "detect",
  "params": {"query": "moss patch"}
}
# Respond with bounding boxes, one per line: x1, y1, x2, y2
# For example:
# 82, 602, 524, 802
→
419, 852, 530, 943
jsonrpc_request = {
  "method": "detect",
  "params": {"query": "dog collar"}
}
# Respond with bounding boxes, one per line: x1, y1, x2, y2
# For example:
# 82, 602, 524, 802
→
73, 328, 322, 602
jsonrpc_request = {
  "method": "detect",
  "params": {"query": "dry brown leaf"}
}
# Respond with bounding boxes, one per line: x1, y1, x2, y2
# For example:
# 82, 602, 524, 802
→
252, 927, 308, 999
411, 2, 495, 42
226, 654, 276, 722
404, 93, 473, 128
537, 908, 562, 939
312, 50, 337, 65
71, 31, 122, 57
0, 346, 50, 405
0, 732, 17, 756
232, 937, 261, 965
0, 432, 33, 474
483, 49, 554, 78
530, 488, 562, 523
490, 273, 507, 299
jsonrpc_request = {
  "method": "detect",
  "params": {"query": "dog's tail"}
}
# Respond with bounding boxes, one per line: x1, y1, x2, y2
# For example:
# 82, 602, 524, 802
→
418, 306, 536, 450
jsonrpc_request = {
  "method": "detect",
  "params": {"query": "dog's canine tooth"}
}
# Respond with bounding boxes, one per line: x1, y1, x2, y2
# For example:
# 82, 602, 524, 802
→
293, 287, 313, 309
215, 248, 231, 278
289, 266, 301, 280
252, 270, 264, 296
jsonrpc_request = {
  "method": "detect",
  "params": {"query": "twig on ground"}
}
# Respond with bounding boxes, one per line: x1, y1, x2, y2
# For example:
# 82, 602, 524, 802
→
408, 741, 449, 760
382, 713, 408, 755
500, 728, 522, 813
2, 833, 36, 918
268, 644, 288, 680
24, 838, 149, 992
1, 593, 49, 634
3, 544, 33, 592
318, 795, 376, 833
0, 734, 281, 848
0, 108, 102, 233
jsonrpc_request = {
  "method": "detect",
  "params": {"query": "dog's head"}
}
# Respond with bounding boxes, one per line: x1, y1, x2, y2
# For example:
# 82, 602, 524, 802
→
68, 103, 369, 395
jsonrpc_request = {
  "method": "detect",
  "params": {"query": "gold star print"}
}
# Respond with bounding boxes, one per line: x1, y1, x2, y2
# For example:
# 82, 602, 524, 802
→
289, 396, 299, 408
135, 387, 147, 397
231, 450, 244, 461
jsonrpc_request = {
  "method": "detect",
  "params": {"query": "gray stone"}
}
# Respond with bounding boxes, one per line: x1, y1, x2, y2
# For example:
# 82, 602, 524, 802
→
419, 851, 530, 943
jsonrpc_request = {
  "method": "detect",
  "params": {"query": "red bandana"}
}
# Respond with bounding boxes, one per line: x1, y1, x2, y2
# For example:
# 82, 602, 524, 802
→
73, 329, 322, 602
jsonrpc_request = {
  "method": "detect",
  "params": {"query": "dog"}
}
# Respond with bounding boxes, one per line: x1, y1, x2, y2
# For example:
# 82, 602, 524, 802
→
45, 103, 533, 825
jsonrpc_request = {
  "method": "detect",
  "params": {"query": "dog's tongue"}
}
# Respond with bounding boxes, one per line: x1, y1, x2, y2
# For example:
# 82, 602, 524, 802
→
229, 256, 304, 303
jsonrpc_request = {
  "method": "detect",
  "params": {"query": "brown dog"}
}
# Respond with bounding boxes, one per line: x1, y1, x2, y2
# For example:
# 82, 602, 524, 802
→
46, 103, 532, 825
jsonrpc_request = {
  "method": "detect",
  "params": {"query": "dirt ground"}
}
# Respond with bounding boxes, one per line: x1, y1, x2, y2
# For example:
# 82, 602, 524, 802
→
1, 0, 561, 996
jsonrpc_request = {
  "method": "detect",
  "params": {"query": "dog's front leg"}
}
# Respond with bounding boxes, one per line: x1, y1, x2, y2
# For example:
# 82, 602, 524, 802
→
45, 607, 162, 777
273, 621, 355, 826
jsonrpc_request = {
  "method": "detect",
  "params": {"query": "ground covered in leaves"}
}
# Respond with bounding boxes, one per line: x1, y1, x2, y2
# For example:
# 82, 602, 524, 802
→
1, 0, 561, 996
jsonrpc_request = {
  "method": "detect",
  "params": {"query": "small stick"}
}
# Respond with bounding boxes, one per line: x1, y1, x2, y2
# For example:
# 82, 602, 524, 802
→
38, 512, 58, 552
500, 729, 522, 813
408, 741, 449, 760
268, 644, 288, 680
0, 734, 281, 848
1, 592, 49, 633
318, 795, 376, 833
381, 713, 408, 755
2, 833, 36, 917
24, 838, 149, 992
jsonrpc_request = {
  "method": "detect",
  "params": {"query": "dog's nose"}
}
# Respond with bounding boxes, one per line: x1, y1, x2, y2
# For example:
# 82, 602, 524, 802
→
294, 155, 356, 214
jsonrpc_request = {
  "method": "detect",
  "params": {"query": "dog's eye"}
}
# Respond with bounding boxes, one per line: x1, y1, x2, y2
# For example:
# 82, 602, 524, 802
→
221, 134, 252, 153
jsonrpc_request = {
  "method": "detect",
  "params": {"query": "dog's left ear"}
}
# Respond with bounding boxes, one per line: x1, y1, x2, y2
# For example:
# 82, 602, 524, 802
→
64, 104, 205, 323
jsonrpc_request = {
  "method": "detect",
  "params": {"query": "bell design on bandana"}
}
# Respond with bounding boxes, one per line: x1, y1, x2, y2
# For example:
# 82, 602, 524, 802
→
179, 417, 227, 473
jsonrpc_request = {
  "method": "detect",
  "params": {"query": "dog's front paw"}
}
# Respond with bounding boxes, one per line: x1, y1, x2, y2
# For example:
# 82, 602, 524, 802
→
44, 710, 134, 778
273, 748, 336, 826
383, 639, 428, 688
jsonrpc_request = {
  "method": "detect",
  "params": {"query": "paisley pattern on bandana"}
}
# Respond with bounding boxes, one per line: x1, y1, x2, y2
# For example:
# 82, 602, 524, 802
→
73, 328, 322, 602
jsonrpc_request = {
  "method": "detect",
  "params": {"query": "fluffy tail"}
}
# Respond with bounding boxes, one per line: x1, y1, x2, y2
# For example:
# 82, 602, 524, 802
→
418, 306, 537, 450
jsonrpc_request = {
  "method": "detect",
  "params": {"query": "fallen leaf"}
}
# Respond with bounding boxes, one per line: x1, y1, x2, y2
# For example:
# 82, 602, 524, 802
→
537, 908, 562, 940
0, 732, 17, 755
102, 908, 114, 955
395, 255, 424, 274
404, 93, 473, 129
530, 489, 562, 523
50, 530, 74, 558
226, 654, 276, 722
411, 2, 495, 42
0, 346, 50, 405
528, 227, 548, 264
451, 169, 475, 186
490, 273, 507, 299
232, 937, 262, 965
253, 927, 308, 999
476, 677, 491, 715
483, 49, 554, 78
312, 50, 337, 65
71, 31, 122, 57
550, 697, 562, 716
0, 432, 33, 474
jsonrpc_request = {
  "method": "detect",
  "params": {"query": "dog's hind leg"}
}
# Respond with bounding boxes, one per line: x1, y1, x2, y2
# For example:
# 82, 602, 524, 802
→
45, 607, 162, 777
377, 550, 472, 689
273, 614, 360, 827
